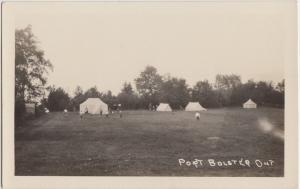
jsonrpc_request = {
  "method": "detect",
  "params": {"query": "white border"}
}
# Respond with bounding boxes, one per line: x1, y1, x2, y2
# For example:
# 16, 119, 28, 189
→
2, 1, 298, 189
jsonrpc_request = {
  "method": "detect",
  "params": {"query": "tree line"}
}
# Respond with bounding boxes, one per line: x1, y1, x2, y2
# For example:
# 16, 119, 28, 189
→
44, 66, 284, 112
15, 25, 284, 123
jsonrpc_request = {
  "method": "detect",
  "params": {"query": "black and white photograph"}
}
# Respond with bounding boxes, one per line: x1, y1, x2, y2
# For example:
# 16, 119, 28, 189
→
2, 1, 298, 188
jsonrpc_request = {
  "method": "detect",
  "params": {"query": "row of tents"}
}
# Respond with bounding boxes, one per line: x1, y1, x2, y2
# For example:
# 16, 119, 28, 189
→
24, 98, 257, 115
156, 102, 207, 112
157, 99, 257, 111
78, 98, 257, 115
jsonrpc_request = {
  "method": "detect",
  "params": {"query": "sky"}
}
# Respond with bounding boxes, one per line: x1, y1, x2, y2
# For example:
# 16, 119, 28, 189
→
13, 2, 287, 95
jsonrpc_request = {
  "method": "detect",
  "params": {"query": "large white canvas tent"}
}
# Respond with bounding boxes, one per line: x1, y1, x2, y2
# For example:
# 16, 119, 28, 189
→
80, 98, 108, 115
156, 103, 172, 112
185, 102, 207, 111
243, 99, 257, 109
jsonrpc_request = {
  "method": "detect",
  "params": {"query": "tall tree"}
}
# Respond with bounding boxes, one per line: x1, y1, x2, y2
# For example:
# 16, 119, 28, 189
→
159, 77, 189, 109
121, 82, 134, 94
192, 80, 219, 108
275, 79, 285, 107
117, 82, 139, 109
74, 86, 84, 97
15, 25, 53, 121
230, 80, 255, 105
84, 86, 102, 98
102, 90, 118, 108
254, 81, 275, 106
15, 25, 53, 103
135, 66, 162, 106
215, 74, 242, 90
71, 86, 85, 111
276, 79, 285, 93
47, 86, 70, 111
214, 74, 242, 106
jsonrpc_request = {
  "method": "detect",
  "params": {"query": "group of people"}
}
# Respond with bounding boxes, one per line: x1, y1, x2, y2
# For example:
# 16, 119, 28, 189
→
148, 103, 157, 111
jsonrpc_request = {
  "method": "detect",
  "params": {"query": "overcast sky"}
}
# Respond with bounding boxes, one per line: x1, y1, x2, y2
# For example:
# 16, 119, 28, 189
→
14, 2, 287, 95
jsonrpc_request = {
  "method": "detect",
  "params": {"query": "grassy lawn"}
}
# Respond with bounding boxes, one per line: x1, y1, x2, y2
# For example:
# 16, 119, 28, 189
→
15, 108, 284, 176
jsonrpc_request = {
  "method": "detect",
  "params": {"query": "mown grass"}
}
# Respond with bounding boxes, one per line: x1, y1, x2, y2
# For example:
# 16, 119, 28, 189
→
15, 107, 284, 176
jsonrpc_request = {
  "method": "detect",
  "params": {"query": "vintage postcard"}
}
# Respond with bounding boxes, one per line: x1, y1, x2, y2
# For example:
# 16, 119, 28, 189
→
1, 0, 298, 188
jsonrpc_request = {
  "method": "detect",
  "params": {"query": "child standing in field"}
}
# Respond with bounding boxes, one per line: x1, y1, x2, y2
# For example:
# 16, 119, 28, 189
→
80, 107, 88, 120
80, 111, 84, 120
118, 104, 122, 118
195, 112, 200, 120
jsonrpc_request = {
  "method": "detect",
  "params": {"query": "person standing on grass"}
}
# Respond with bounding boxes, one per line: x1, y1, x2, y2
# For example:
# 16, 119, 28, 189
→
118, 104, 122, 118
80, 111, 84, 120
195, 112, 200, 120
80, 107, 88, 120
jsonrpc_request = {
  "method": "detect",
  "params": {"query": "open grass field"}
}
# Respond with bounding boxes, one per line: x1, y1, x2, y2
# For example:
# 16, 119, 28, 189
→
15, 108, 284, 176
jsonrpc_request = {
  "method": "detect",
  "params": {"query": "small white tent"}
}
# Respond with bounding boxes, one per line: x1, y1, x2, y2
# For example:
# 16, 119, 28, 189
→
156, 103, 172, 112
80, 98, 108, 115
185, 102, 207, 111
243, 99, 257, 109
